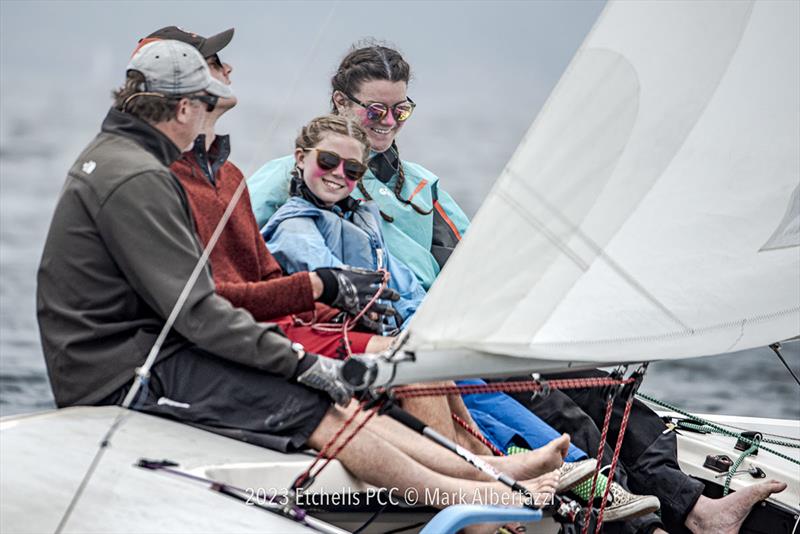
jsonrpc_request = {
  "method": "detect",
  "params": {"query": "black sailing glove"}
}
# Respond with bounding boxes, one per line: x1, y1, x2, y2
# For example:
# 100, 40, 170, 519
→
315, 267, 400, 332
294, 353, 353, 406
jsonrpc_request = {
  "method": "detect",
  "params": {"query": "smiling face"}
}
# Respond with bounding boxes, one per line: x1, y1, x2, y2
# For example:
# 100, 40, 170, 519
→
295, 132, 366, 206
335, 79, 408, 153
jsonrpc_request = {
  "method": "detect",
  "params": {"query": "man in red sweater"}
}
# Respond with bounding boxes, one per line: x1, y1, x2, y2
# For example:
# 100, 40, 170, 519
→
139, 26, 395, 358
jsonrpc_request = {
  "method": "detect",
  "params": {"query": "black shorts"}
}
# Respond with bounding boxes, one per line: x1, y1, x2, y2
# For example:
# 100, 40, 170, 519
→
109, 346, 332, 452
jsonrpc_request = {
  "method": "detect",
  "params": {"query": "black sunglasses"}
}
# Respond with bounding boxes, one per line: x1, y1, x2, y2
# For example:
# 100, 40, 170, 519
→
304, 148, 367, 181
343, 92, 416, 123
207, 54, 224, 70
184, 94, 218, 112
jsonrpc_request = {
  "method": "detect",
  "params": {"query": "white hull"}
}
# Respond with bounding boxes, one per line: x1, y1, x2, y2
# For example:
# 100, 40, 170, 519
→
1, 405, 797, 533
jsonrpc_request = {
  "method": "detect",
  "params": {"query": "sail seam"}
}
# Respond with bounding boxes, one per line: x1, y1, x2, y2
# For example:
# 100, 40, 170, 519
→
496, 187, 590, 270
527, 306, 799, 347
503, 170, 693, 333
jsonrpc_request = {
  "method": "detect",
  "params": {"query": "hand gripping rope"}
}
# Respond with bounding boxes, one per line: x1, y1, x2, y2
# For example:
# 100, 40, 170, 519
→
294, 269, 392, 359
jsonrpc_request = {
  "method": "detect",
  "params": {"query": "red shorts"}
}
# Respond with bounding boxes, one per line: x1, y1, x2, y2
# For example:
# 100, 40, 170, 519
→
275, 317, 373, 360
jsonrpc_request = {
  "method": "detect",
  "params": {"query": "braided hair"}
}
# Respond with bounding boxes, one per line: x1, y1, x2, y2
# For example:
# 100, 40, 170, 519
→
332, 42, 432, 222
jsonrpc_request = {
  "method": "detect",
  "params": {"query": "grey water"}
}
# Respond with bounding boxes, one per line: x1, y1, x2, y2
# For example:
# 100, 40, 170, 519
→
1, 1, 798, 420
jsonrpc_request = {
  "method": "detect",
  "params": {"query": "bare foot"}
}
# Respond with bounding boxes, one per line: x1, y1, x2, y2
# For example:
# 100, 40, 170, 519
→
490, 434, 569, 480
523, 469, 560, 501
685, 479, 787, 534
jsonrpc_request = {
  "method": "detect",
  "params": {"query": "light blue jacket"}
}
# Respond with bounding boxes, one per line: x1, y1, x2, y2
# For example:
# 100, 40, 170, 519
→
261, 197, 426, 327
248, 155, 470, 290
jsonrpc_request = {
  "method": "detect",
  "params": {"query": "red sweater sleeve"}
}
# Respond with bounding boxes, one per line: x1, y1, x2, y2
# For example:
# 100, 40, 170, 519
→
216, 272, 316, 321
172, 154, 318, 321
215, 185, 317, 321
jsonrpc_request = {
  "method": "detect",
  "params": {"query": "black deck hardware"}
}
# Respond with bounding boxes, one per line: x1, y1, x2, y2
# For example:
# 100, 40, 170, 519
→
703, 454, 733, 473
735, 431, 762, 455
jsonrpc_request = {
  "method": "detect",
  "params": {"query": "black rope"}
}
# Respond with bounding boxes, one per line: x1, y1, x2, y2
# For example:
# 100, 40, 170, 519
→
351, 502, 388, 533
770, 342, 800, 387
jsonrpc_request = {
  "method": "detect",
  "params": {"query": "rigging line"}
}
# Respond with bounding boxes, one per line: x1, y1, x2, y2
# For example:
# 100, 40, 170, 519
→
770, 342, 800, 388
499, 169, 693, 333
637, 392, 800, 464
243, 0, 340, 173
52, 4, 342, 533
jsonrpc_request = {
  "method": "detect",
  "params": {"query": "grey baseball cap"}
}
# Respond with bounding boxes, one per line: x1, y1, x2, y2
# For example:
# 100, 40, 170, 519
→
126, 40, 232, 99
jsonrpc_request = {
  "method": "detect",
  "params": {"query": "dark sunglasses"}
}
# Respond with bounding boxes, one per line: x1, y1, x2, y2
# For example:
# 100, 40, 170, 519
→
305, 148, 367, 181
186, 94, 218, 112
207, 54, 224, 70
343, 92, 416, 123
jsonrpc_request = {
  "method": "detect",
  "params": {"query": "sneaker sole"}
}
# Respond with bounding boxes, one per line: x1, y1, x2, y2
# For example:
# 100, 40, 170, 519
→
557, 459, 598, 493
602, 495, 661, 522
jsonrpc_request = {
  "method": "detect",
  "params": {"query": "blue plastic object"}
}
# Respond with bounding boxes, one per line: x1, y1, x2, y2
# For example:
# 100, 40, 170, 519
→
420, 505, 543, 534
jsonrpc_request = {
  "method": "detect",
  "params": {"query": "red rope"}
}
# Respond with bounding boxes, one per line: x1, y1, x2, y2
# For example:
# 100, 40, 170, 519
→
594, 397, 635, 533
308, 270, 391, 359
581, 396, 615, 534
293, 401, 368, 490
312, 401, 383, 480
291, 271, 394, 490
393, 377, 633, 399
451, 413, 504, 456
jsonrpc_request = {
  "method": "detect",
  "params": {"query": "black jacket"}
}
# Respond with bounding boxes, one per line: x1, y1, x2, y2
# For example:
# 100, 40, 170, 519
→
37, 109, 299, 406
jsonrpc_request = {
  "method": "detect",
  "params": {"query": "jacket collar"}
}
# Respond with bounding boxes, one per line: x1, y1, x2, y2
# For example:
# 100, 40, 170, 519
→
186, 134, 231, 185
368, 142, 400, 184
190, 134, 231, 165
289, 171, 360, 215
101, 107, 182, 166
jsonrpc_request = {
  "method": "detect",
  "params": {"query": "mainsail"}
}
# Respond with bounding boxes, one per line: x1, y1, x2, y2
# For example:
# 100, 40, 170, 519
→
396, 0, 800, 383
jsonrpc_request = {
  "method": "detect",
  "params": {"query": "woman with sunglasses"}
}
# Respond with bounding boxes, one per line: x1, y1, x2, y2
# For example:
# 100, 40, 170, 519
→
262, 115, 425, 331
249, 43, 469, 291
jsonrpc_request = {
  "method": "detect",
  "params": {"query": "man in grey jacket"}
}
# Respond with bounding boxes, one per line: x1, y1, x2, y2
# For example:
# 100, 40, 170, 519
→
36, 38, 364, 447
35, 37, 571, 510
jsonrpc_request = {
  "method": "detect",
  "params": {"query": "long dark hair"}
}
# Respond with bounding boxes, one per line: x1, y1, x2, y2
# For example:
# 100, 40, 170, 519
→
331, 43, 431, 222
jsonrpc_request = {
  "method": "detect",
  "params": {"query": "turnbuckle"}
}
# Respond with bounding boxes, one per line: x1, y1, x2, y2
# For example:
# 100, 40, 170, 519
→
620, 363, 649, 401
529, 373, 551, 402
600, 365, 628, 401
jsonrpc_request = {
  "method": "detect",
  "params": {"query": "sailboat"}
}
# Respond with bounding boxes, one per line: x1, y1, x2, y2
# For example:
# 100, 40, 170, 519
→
2, 0, 798, 533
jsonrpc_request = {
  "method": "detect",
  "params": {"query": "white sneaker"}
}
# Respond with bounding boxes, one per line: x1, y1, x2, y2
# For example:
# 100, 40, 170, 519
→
556, 459, 598, 492
602, 481, 660, 522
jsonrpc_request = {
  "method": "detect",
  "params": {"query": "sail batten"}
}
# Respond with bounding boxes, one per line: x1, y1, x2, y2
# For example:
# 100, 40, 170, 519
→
401, 0, 800, 382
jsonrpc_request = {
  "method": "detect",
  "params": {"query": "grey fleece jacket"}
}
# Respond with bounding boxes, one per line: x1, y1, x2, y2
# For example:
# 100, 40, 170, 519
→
37, 108, 300, 407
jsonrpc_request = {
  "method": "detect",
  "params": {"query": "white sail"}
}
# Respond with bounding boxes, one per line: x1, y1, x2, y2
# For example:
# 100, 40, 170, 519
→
398, 0, 800, 382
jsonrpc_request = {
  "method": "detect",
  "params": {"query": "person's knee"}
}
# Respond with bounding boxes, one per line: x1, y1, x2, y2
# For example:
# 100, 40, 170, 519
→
365, 335, 394, 353
308, 402, 360, 447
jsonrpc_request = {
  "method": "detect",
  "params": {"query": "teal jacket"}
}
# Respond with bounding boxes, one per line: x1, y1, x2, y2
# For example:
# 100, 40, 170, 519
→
248, 155, 470, 290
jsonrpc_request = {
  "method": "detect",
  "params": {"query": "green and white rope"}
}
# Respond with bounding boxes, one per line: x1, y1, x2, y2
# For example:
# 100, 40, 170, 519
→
723, 437, 760, 496
636, 392, 800, 466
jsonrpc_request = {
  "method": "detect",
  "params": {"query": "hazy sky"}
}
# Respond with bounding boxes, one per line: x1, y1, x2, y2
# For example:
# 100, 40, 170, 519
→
2, 2, 799, 419
0, 1, 605, 413
0, 0, 605, 213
